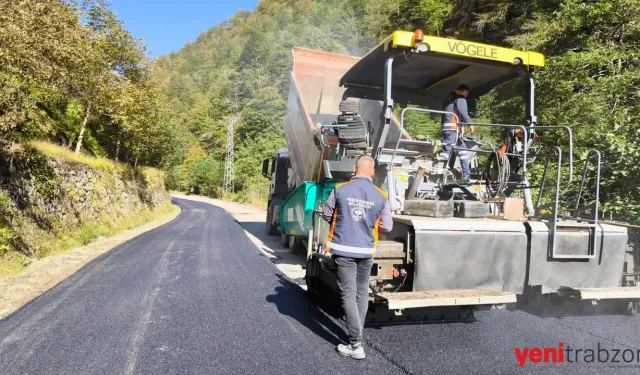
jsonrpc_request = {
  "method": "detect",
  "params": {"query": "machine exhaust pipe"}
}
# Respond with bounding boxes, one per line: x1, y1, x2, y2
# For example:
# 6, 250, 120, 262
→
406, 167, 425, 200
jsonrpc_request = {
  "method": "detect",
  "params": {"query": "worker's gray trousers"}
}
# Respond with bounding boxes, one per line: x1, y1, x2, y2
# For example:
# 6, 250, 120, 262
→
333, 255, 373, 345
442, 130, 471, 177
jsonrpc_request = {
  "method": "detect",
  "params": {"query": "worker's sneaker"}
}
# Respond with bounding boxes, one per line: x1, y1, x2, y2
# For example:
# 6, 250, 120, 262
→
438, 152, 450, 161
337, 343, 366, 360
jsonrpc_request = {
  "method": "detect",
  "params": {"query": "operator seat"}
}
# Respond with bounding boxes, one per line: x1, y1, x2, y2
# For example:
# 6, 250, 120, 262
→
336, 100, 368, 149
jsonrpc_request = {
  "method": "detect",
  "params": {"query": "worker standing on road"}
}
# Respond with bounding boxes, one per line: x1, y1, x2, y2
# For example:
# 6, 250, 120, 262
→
321, 155, 392, 360
439, 84, 475, 181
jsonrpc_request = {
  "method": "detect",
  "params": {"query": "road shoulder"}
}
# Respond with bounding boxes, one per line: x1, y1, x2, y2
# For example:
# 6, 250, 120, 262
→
0, 205, 181, 319
170, 193, 307, 283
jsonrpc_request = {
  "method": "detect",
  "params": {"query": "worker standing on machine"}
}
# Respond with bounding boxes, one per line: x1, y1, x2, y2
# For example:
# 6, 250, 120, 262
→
321, 155, 392, 360
438, 84, 475, 181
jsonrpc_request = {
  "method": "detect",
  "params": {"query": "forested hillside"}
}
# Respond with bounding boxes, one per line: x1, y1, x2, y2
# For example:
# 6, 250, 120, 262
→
153, 0, 367, 199
3, 0, 638, 222
0, 0, 186, 167
154, 0, 640, 221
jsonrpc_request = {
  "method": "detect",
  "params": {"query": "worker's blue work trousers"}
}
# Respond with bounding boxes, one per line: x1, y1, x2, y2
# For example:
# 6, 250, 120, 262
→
333, 255, 373, 345
442, 130, 471, 178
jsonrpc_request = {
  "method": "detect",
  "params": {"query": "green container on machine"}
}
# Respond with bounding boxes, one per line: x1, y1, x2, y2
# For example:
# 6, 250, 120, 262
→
279, 181, 336, 238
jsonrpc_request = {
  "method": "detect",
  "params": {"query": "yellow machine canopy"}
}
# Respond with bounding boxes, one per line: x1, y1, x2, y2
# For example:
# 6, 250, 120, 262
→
340, 31, 545, 109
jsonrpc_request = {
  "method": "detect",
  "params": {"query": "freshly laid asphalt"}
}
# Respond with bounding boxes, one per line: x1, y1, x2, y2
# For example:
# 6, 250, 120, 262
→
0, 198, 639, 374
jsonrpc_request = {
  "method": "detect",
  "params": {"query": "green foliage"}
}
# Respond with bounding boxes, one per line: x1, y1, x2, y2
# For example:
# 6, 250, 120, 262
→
496, 0, 640, 222
224, 190, 250, 204
138, 167, 165, 190
31, 141, 118, 171
165, 164, 189, 192
233, 87, 286, 192
0, 0, 187, 169
153, 0, 366, 198
0, 0, 86, 138
396, 108, 441, 140
151, 0, 639, 222
187, 157, 224, 197
0, 225, 12, 256
0, 192, 15, 256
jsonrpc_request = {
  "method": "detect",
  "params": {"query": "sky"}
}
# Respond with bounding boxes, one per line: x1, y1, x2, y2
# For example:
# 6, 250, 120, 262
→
110, 0, 258, 58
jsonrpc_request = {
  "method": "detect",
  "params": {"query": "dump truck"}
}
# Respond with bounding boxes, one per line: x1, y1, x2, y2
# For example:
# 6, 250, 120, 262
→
263, 30, 640, 322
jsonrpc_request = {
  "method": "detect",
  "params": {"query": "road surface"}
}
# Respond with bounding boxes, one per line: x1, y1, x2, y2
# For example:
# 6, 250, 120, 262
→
0, 198, 639, 374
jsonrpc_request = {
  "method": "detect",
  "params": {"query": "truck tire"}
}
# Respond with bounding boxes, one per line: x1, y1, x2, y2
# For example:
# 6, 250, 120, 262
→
266, 205, 278, 235
280, 233, 289, 247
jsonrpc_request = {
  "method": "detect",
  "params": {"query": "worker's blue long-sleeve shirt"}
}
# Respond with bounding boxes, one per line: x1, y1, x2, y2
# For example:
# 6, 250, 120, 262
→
442, 94, 472, 124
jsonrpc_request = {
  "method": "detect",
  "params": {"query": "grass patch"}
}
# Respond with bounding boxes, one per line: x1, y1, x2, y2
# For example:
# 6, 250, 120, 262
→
0, 252, 30, 278
47, 202, 178, 257
29, 141, 122, 171
0, 202, 179, 278
30, 141, 165, 186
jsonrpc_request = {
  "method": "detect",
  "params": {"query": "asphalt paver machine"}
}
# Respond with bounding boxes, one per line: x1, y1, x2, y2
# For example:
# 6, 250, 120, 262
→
265, 30, 640, 322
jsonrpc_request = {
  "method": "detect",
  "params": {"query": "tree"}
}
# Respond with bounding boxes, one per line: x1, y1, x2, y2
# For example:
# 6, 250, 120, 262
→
0, 0, 89, 141
73, 1, 149, 154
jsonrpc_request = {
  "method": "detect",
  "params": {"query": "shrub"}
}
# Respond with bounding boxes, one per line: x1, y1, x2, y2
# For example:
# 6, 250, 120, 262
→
165, 164, 188, 191
187, 156, 223, 197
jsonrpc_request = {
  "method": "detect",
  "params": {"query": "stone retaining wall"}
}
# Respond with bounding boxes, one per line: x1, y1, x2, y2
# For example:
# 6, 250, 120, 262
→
0, 144, 168, 257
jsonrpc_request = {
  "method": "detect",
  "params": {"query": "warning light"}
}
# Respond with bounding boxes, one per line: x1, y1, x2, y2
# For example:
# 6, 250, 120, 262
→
413, 30, 429, 52
413, 29, 424, 44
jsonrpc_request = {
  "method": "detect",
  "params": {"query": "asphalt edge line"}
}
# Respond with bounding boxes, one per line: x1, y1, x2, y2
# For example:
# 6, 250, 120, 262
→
170, 194, 301, 273
0, 203, 182, 320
